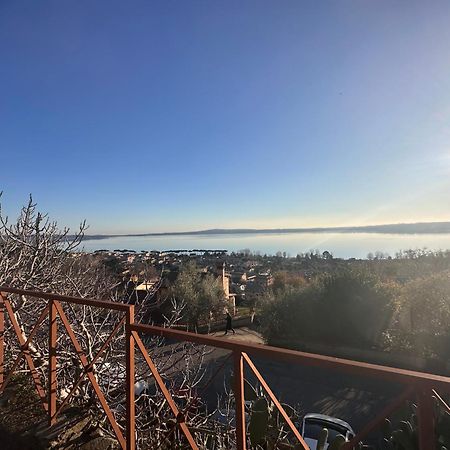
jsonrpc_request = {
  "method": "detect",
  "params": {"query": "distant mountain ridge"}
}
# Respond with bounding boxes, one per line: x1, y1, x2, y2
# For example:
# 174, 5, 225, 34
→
83, 221, 450, 240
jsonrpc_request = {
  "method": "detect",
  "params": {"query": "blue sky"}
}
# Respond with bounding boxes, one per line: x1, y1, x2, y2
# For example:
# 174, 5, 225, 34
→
1, 1, 450, 234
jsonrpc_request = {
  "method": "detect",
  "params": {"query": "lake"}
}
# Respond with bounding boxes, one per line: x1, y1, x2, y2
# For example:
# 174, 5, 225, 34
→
80, 232, 450, 259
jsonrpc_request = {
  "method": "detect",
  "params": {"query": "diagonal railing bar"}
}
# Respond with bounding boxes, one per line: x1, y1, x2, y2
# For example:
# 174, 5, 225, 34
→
53, 312, 127, 419
55, 301, 126, 449
0, 294, 49, 410
0, 296, 49, 353
342, 385, 415, 450
132, 330, 199, 450
85, 315, 127, 372
182, 352, 233, 417
0, 298, 49, 391
242, 352, 308, 450
432, 388, 450, 413
153, 352, 236, 450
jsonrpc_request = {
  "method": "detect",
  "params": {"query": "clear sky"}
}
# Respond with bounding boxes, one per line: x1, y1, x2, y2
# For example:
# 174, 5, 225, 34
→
1, 1, 450, 234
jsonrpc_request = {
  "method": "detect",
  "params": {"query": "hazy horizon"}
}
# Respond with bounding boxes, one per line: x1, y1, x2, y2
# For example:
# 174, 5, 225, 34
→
80, 220, 450, 237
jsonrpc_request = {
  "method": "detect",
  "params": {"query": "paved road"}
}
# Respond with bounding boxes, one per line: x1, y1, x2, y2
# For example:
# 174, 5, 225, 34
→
203, 327, 400, 432
138, 326, 400, 439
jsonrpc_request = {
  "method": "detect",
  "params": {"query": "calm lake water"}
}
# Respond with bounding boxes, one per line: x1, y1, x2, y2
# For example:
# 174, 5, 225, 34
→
81, 232, 450, 259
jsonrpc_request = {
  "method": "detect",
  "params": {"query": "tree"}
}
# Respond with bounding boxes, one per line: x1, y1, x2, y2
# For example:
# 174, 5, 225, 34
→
0, 196, 241, 448
171, 262, 225, 330
0, 194, 87, 293
385, 273, 450, 359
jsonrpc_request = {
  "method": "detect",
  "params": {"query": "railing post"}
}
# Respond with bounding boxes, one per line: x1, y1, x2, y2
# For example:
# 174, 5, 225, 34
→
48, 299, 57, 426
0, 293, 4, 387
417, 387, 435, 450
126, 305, 135, 450
234, 350, 246, 450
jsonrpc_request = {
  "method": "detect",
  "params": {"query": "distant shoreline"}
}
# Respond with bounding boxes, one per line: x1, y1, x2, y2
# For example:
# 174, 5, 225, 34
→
81, 221, 450, 241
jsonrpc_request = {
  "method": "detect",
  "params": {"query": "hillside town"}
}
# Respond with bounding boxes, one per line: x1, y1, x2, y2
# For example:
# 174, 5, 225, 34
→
83, 249, 278, 327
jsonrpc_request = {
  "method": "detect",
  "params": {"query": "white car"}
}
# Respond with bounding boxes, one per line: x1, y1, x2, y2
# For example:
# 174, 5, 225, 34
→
301, 413, 355, 450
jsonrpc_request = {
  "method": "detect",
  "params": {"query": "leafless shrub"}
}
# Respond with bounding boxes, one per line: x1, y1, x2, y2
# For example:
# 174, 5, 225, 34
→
0, 195, 241, 448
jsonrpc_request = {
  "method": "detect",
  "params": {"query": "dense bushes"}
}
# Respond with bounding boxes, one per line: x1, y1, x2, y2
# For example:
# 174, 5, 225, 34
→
261, 266, 450, 362
261, 270, 397, 349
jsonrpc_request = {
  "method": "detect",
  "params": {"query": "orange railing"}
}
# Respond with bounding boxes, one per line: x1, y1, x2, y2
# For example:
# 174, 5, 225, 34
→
0, 286, 449, 450
0, 287, 134, 449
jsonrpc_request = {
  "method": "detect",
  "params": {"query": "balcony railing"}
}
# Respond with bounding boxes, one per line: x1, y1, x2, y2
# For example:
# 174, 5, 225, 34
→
0, 286, 449, 450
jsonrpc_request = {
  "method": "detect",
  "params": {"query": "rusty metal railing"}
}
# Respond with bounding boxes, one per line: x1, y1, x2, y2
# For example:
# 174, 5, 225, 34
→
0, 287, 135, 450
1, 286, 450, 450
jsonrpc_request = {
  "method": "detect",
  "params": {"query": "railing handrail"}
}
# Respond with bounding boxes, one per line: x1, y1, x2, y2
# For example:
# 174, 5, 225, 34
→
0, 285, 131, 312
130, 323, 450, 390
2, 285, 449, 387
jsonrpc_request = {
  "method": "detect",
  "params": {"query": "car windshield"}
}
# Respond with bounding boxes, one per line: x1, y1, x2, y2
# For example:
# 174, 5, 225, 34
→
304, 419, 346, 441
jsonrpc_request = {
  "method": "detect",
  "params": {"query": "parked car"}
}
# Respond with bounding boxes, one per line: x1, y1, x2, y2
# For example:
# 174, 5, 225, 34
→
301, 413, 355, 450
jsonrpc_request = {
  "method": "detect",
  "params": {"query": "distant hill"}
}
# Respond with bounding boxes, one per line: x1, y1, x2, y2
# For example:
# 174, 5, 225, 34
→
82, 221, 450, 240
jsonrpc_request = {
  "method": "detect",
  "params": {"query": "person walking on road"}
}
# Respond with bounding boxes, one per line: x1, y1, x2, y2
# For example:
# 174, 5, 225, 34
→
224, 311, 235, 335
